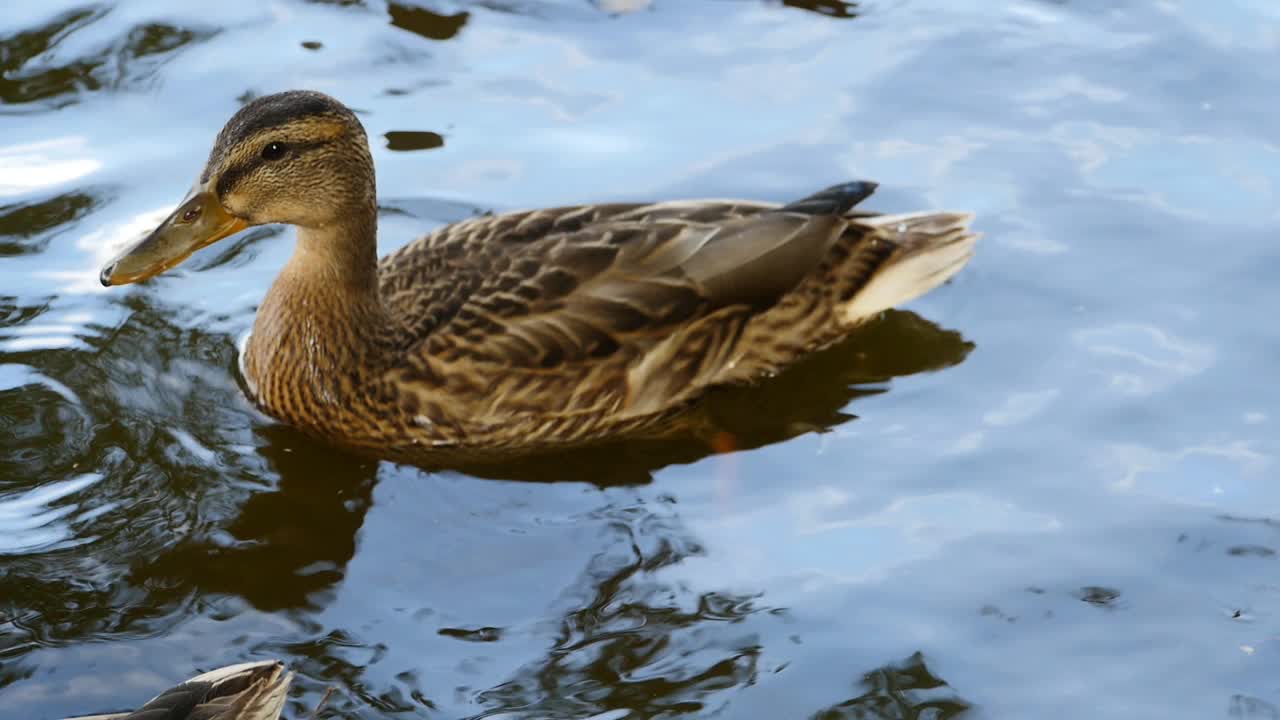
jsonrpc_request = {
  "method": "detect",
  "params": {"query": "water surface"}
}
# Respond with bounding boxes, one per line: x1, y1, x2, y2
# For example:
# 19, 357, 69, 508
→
2, 1, 1279, 718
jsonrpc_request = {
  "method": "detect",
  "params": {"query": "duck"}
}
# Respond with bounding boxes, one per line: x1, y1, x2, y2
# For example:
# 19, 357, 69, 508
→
100, 90, 977, 455
63, 660, 292, 720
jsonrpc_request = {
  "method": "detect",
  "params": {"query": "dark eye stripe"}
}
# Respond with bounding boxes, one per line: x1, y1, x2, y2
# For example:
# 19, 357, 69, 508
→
215, 139, 329, 197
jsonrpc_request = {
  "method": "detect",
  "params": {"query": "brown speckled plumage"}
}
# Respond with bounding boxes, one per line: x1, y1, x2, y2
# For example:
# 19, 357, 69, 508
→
108, 91, 979, 455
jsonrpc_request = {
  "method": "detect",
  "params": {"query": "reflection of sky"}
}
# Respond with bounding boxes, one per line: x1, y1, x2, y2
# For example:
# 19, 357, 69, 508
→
0, 470, 104, 553
0, 138, 100, 197
2, 0, 1280, 717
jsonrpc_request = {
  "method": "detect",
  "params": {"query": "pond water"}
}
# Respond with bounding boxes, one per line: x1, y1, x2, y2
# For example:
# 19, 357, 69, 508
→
2, 0, 1279, 718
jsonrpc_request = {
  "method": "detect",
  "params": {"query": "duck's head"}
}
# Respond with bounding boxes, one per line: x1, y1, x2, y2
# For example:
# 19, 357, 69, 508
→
101, 90, 374, 286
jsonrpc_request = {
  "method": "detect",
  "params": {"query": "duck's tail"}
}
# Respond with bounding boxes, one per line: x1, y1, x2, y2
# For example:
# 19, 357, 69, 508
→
836, 210, 978, 326
702, 184, 978, 391
62, 660, 293, 720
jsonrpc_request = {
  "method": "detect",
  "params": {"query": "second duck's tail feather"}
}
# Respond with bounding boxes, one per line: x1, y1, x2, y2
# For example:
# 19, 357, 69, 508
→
837, 211, 978, 325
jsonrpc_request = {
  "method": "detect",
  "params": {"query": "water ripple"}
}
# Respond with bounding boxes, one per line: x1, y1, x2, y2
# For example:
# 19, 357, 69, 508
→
0, 473, 105, 554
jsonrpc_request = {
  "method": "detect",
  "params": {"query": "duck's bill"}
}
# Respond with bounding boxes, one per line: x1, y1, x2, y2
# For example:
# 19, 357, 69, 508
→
99, 190, 247, 286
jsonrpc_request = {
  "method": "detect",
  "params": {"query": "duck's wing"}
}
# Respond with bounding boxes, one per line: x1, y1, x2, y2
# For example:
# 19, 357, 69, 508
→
377, 185, 882, 422
385, 189, 868, 366
379, 202, 651, 342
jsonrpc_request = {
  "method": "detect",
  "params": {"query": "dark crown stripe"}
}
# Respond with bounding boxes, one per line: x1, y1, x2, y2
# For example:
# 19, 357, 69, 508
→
202, 90, 354, 184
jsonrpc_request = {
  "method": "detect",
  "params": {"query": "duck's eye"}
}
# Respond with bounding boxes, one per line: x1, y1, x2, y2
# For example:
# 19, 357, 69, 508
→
261, 142, 287, 160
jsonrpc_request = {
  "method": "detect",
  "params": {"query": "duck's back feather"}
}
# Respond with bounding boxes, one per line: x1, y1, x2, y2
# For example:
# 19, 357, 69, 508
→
366, 182, 976, 445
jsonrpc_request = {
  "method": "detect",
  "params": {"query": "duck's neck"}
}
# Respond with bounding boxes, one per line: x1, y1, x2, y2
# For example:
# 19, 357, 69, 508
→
292, 211, 380, 293
243, 210, 394, 418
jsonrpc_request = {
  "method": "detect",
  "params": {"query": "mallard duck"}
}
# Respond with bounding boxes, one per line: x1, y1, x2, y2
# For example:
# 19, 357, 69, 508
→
100, 91, 977, 454
64, 660, 292, 720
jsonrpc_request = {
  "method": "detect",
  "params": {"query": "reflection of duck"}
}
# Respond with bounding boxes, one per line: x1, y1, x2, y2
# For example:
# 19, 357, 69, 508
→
120, 309, 969, 620
131, 423, 378, 610
64, 660, 291, 720
101, 91, 976, 455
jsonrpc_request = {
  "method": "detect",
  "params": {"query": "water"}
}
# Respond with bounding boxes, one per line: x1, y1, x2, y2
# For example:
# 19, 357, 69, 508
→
2, 0, 1278, 717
